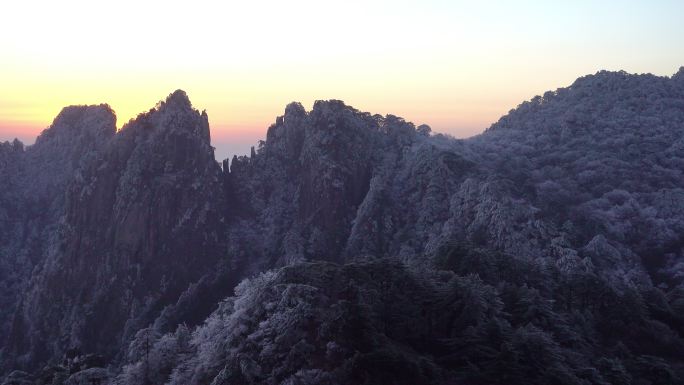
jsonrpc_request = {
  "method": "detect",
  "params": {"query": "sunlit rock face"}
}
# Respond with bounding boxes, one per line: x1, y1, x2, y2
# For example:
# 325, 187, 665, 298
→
2, 70, 684, 384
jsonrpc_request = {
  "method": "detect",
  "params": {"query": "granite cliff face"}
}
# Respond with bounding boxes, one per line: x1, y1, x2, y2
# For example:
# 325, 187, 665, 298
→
2, 71, 684, 384
2, 91, 227, 371
226, 100, 572, 270
0, 105, 116, 363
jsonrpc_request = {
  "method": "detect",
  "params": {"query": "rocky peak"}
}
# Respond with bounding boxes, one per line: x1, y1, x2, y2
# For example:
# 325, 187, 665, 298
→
309, 99, 356, 125
284, 101, 306, 118
17, 105, 116, 205
261, 100, 416, 166
163, 89, 193, 109
264, 102, 308, 161
116, 90, 214, 171
123, 89, 211, 145
33, 104, 116, 151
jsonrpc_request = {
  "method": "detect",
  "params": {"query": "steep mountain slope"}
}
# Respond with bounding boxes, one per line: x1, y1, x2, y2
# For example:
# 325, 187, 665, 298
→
226, 101, 420, 268
1, 69, 684, 384
3, 91, 228, 372
226, 99, 560, 270
0, 105, 116, 362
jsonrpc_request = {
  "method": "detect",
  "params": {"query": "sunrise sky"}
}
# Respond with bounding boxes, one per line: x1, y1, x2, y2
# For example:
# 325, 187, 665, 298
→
1, 0, 683, 160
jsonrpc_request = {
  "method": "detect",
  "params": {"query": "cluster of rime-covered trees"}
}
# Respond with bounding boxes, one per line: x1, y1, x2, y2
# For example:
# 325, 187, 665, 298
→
110, 249, 682, 385
468, 69, 684, 288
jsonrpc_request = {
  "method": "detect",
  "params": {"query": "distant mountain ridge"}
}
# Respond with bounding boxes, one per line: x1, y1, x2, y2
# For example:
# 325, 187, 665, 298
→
1, 69, 683, 385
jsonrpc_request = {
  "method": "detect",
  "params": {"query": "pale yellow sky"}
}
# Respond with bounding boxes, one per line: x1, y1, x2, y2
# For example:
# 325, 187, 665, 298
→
1, 0, 683, 159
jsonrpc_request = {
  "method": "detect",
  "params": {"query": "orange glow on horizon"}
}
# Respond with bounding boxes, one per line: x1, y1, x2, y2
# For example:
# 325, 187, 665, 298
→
0, 91, 506, 160
1, 1, 683, 159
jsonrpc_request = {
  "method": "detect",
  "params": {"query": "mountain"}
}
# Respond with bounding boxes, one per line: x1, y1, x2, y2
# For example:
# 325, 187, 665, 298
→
1, 69, 684, 385
4, 90, 228, 369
